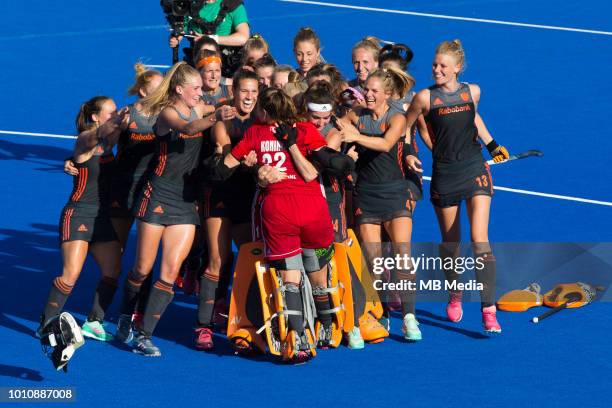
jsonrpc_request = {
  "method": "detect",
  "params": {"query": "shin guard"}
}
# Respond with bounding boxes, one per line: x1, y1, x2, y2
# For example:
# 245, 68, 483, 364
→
42, 277, 73, 323
255, 262, 316, 358
344, 230, 388, 342
120, 270, 148, 315
88, 276, 118, 322
227, 242, 267, 355
140, 280, 174, 337
475, 251, 496, 308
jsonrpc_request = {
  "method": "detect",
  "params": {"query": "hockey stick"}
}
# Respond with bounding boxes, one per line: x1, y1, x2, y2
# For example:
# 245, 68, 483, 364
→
487, 149, 543, 166
531, 292, 581, 323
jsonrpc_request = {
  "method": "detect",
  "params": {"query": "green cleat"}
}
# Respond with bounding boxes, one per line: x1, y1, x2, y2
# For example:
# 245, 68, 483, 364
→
346, 327, 364, 349
402, 313, 422, 342
81, 320, 114, 342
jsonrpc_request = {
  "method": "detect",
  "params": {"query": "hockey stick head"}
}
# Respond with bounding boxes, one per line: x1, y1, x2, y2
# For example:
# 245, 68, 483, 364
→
487, 149, 543, 165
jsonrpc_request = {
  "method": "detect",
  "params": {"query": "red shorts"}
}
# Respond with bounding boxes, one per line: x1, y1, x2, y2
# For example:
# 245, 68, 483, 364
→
260, 193, 334, 260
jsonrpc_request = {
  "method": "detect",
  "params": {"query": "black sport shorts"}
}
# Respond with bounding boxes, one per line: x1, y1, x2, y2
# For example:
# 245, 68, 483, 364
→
59, 204, 117, 244
430, 156, 493, 208
134, 180, 200, 226
201, 184, 256, 225
109, 173, 148, 218
353, 180, 413, 225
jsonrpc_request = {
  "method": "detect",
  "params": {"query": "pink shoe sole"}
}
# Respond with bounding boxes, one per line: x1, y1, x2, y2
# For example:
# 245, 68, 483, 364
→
482, 306, 502, 333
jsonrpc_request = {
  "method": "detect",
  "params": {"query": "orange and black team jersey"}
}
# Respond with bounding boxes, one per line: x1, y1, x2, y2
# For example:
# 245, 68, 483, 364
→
68, 144, 115, 212
218, 115, 256, 188
201, 84, 231, 107
319, 122, 347, 242
426, 83, 481, 163
389, 91, 415, 114
354, 104, 406, 185
319, 122, 340, 192
202, 116, 257, 223
319, 122, 342, 192
115, 106, 158, 178
226, 116, 255, 149
150, 107, 203, 200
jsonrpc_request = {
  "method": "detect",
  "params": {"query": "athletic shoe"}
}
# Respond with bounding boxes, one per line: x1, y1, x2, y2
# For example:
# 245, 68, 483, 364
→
294, 333, 313, 364
316, 324, 333, 349
195, 327, 214, 350
283, 330, 314, 363
81, 320, 114, 342
482, 305, 502, 333
115, 314, 134, 344
401, 313, 422, 341
292, 350, 310, 364
446, 291, 463, 322
132, 312, 143, 332
132, 334, 161, 357
346, 327, 364, 349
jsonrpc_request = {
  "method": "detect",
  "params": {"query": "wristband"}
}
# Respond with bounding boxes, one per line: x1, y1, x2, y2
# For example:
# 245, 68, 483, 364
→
246, 163, 262, 175
404, 140, 416, 157
486, 139, 500, 154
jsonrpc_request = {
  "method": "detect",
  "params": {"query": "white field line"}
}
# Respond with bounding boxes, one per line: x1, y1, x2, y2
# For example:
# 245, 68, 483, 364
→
0, 130, 76, 140
420, 176, 612, 207
144, 64, 171, 69
2, 129, 610, 207
279, 0, 612, 36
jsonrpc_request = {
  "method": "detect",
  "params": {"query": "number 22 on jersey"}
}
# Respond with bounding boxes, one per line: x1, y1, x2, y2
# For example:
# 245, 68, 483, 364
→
262, 152, 287, 172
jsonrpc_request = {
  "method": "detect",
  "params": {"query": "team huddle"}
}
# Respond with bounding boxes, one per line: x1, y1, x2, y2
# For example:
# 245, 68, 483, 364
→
37, 25, 511, 367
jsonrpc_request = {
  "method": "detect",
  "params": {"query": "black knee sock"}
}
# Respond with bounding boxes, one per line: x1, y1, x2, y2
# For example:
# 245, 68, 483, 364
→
475, 252, 496, 308
136, 274, 153, 315
197, 271, 219, 327
120, 270, 147, 315
396, 270, 416, 315
217, 254, 234, 301
88, 276, 118, 322
140, 279, 174, 337
284, 283, 304, 333
313, 288, 332, 329
42, 277, 73, 324
439, 243, 461, 294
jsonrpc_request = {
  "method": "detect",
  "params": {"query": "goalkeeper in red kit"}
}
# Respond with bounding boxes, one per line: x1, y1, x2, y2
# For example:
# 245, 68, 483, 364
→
209, 87, 354, 362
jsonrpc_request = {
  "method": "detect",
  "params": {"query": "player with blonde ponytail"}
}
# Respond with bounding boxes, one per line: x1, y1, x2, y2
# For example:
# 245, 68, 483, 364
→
404, 40, 509, 334
115, 62, 234, 357
338, 66, 421, 342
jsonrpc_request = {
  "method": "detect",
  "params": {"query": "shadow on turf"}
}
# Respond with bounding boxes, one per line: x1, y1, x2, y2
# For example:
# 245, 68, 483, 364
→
0, 220, 278, 362
416, 309, 489, 339
0, 364, 44, 382
0, 224, 65, 331
0, 222, 140, 338
0, 139, 71, 172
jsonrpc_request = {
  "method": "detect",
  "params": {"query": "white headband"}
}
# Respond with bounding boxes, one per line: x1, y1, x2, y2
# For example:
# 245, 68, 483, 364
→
307, 102, 333, 113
